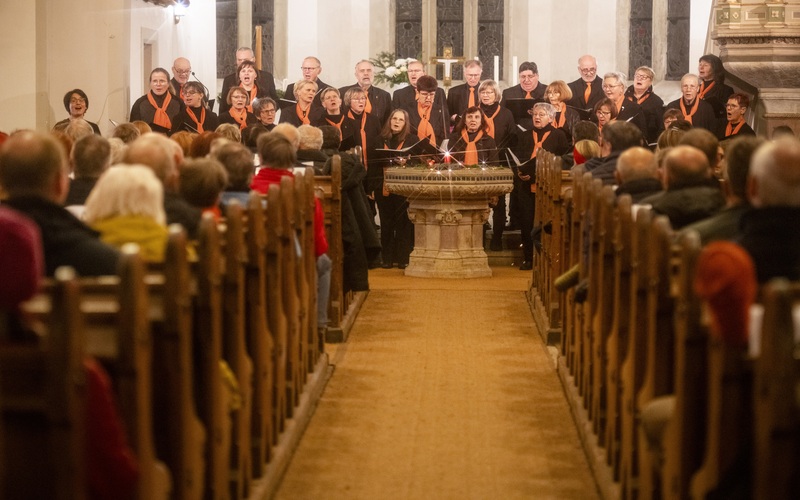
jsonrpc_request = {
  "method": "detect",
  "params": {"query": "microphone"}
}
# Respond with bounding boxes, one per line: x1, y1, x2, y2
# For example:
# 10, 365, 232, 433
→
191, 72, 211, 103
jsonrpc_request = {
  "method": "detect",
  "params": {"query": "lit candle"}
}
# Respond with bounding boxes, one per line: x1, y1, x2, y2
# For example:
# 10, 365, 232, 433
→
494, 56, 499, 82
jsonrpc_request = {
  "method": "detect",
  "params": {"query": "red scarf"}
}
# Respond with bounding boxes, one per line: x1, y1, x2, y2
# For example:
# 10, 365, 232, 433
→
296, 103, 311, 125
680, 98, 700, 125
725, 120, 745, 137
147, 91, 173, 130
529, 130, 551, 159
417, 103, 436, 146
461, 130, 484, 165
186, 106, 206, 133
229, 107, 248, 130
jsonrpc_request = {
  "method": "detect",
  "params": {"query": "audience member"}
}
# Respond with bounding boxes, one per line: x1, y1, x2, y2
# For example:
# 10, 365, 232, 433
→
297, 124, 329, 170
189, 131, 223, 158
170, 130, 196, 158
215, 122, 243, 144
0, 130, 119, 276
573, 139, 601, 166
65, 134, 111, 209
112, 123, 141, 144
584, 121, 644, 185
679, 128, 722, 176
107, 137, 127, 165
179, 158, 228, 220
614, 146, 661, 203
656, 126, 688, 151
211, 141, 254, 207
562, 120, 600, 168
0, 205, 42, 337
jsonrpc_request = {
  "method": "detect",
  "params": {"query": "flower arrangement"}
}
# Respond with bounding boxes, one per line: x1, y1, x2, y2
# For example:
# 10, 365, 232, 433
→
371, 52, 413, 87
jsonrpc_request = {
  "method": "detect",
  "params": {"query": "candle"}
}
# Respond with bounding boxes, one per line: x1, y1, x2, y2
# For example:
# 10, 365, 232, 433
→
512, 56, 518, 86
494, 56, 499, 82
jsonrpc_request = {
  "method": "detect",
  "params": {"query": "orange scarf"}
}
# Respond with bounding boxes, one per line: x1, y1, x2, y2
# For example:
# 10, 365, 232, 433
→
525, 90, 532, 99
348, 110, 368, 167
326, 114, 344, 134
698, 80, 715, 100
483, 105, 500, 138
530, 130, 551, 159
634, 90, 651, 105
147, 91, 173, 130
186, 106, 206, 133
417, 103, 436, 146
364, 92, 373, 115
584, 82, 592, 104
296, 102, 311, 125
468, 87, 475, 108
614, 96, 626, 115
553, 102, 566, 129
725, 120, 745, 137
679, 98, 700, 124
245, 85, 258, 113
229, 107, 248, 130
461, 130, 484, 165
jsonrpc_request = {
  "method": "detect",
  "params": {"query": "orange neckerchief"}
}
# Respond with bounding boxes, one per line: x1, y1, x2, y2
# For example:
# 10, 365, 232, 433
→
530, 129, 551, 159
584, 82, 592, 104
326, 114, 344, 133
468, 87, 476, 108
634, 89, 651, 105
147, 91, 173, 130
614, 96, 626, 115
364, 91, 373, 115
417, 102, 436, 146
553, 102, 567, 129
296, 102, 311, 125
483, 105, 501, 138
245, 85, 258, 113
229, 107, 248, 130
699, 80, 716, 100
461, 129, 484, 165
680, 98, 700, 124
186, 106, 206, 133
725, 120, 745, 137
348, 110, 368, 167
525, 90, 532, 99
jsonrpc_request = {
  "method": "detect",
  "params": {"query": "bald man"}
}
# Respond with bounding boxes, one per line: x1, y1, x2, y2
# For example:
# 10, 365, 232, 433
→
639, 145, 725, 228
0, 130, 119, 276
567, 54, 605, 111
170, 57, 192, 102
614, 146, 662, 203
740, 137, 800, 282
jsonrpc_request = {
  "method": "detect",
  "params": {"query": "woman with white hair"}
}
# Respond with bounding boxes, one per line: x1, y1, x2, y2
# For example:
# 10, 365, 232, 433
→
83, 164, 169, 262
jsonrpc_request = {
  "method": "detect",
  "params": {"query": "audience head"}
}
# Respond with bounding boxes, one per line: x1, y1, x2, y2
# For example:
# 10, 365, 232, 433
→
723, 135, 764, 202
572, 120, 600, 143
71, 134, 111, 179
298, 124, 323, 151
0, 130, 68, 202
122, 133, 177, 189
577, 54, 598, 83
573, 140, 601, 165
107, 137, 127, 165
215, 123, 242, 144
663, 108, 682, 130
242, 124, 268, 151
656, 127, 687, 151
64, 119, 94, 143
271, 123, 300, 151
518, 61, 540, 92
679, 128, 720, 172
63, 89, 90, 119
747, 137, 800, 207
601, 121, 643, 153
170, 131, 195, 158
113, 123, 141, 144
84, 164, 166, 225
663, 145, 710, 189
210, 141, 254, 191
319, 125, 341, 150
131, 120, 153, 136
178, 158, 228, 209
190, 131, 223, 158
258, 133, 296, 169
0, 206, 43, 312
615, 146, 657, 184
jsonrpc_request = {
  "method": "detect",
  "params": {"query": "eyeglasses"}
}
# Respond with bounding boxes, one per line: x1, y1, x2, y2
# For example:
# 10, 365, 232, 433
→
184, 90, 199, 96
69, 98, 86, 104
479, 90, 494, 95
261, 108, 276, 114
418, 91, 435, 100
351, 96, 367, 102
725, 103, 741, 109
580, 67, 597, 74
519, 75, 537, 80
301, 66, 320, 71
596, 110, 611, 116
174, 69, 191, 75
634, 74, 651, 81
602, 84, 622, 90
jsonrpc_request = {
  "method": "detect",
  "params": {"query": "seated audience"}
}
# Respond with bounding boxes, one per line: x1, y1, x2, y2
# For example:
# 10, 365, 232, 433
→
65, 134, 111, 208
679, 128, 723, 176
108, 137, 127, 165
613, 146, 661, 203
242, 124, 269, 153
584, 121, 644, 185
562, 120, 600, 168
131, 120, 153, 136
573, 139, 601, 166
83, 165, 169, 262
170, 131, 196, 159
216, 123, 243, 144
54, 89, 102, 135
656, 126, 688, 151
190, 131, 223, 158
112, 122, 141, 144
682, 135, 763, 245
211, 141, 255, 207
297, 124, 329, 170
0, 130, 119, 276
739, 136, 800, 282
639, 145, 725, 229
0, 205, 43, 338
62, 118, 95, 145
178, 158, 229, 220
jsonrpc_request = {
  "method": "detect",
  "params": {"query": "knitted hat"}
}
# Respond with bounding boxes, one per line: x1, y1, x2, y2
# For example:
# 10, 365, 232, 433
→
0, 206, 43, 309
693, 241, 757, 348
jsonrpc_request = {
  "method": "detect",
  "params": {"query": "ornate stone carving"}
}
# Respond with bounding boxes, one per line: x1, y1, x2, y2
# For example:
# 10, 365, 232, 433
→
436, 210, 462, 225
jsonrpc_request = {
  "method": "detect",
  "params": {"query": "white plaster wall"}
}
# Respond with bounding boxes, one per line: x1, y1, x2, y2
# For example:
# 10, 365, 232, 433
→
0, 2, 40, 131
691, 0, 715, 68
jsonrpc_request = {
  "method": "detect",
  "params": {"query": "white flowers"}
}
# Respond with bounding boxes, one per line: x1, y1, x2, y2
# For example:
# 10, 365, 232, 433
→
372, 52, 414, 87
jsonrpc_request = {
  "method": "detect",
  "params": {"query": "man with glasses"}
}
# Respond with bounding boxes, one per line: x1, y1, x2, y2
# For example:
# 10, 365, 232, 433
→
665, 73, 717, 132
502, 61, 547, 101
283, 56, 330, 114
339, 60, 392, 126
392, 60, 447, 125
624, 66, 664, 145
602, 71, 647, 137
409, 76, 446, 147
567, 54, 604, 112
170, 57, 193, 103
447, 59, 484, 125
219, 47, 278, 114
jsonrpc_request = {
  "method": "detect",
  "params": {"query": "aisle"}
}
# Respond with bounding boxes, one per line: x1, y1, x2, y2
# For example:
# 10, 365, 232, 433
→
275, 267, 599, 500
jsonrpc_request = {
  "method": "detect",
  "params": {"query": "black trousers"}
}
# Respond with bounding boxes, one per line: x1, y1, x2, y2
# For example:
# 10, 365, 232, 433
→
518, 187, 535, 262
375, 193, 413, 265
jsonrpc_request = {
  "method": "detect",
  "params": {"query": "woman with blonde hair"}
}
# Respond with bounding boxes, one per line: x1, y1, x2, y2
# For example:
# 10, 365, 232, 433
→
545, 80, 581, 141
83, 164, 168, 262
280, 79, 321, 126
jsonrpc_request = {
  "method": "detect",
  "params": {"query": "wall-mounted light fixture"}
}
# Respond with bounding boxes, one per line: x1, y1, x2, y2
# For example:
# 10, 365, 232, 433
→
173, 0, 189, 24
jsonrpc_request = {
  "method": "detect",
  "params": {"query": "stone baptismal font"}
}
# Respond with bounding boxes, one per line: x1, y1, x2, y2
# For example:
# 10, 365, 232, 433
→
384, 165, 513, 278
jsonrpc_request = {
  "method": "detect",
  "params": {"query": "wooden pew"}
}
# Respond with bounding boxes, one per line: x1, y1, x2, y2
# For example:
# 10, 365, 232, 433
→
299, 169, 322, 366
580, 179, 603, 409
752, 280, 800, 500
279, 175, 302, 414
1, 267, 86, 499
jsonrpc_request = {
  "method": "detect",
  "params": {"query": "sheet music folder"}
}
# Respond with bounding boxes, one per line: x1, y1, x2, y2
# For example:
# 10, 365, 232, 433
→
373, 138, 443, 165
503, 97, 544, 122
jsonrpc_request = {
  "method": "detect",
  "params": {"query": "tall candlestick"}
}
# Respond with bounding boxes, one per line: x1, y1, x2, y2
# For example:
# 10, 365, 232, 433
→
494, 56, 499, 82
512, 56, 518, 86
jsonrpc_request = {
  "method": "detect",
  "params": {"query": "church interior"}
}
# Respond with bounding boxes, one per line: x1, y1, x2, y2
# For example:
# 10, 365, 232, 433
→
2, 0, 800, 499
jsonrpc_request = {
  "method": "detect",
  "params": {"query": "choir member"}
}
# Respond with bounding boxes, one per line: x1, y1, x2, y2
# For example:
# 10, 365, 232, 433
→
218, 87, 257, 131
169, 57, 192, 103
593, 98, 618, 133
545, 80, 581, 142
374, 109, 414, 269
342, 87, 382, 167
169, 81, 219, 135
129, 68, 182, 134
447, 106, 499, 166
283, 57, 330, 113
339, 60, 392, 126
567, 54, 605, 112
280, 79, 321, 126
698, 54, 734, 125
665, 73, 718, 132
502, 61, 547, 101
408, 75, 447, 147
447, 59, 483, 124
236, 60, 271, 113
392, 59, 448, 120
54, 89, 101, 135
624, 66, 665, 145
718, 93, 756, 141
219, 47, 278, 115
602, 71, 647, 135
252, 97, 278, 131
312, 87, 356, 150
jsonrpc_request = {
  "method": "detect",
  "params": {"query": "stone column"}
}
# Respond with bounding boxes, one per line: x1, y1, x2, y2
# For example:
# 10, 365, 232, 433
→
712, 0, 800, 136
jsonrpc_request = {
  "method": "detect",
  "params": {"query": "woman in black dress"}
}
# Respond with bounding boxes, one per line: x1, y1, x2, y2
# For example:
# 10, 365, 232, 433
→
169, 81, 219, 135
